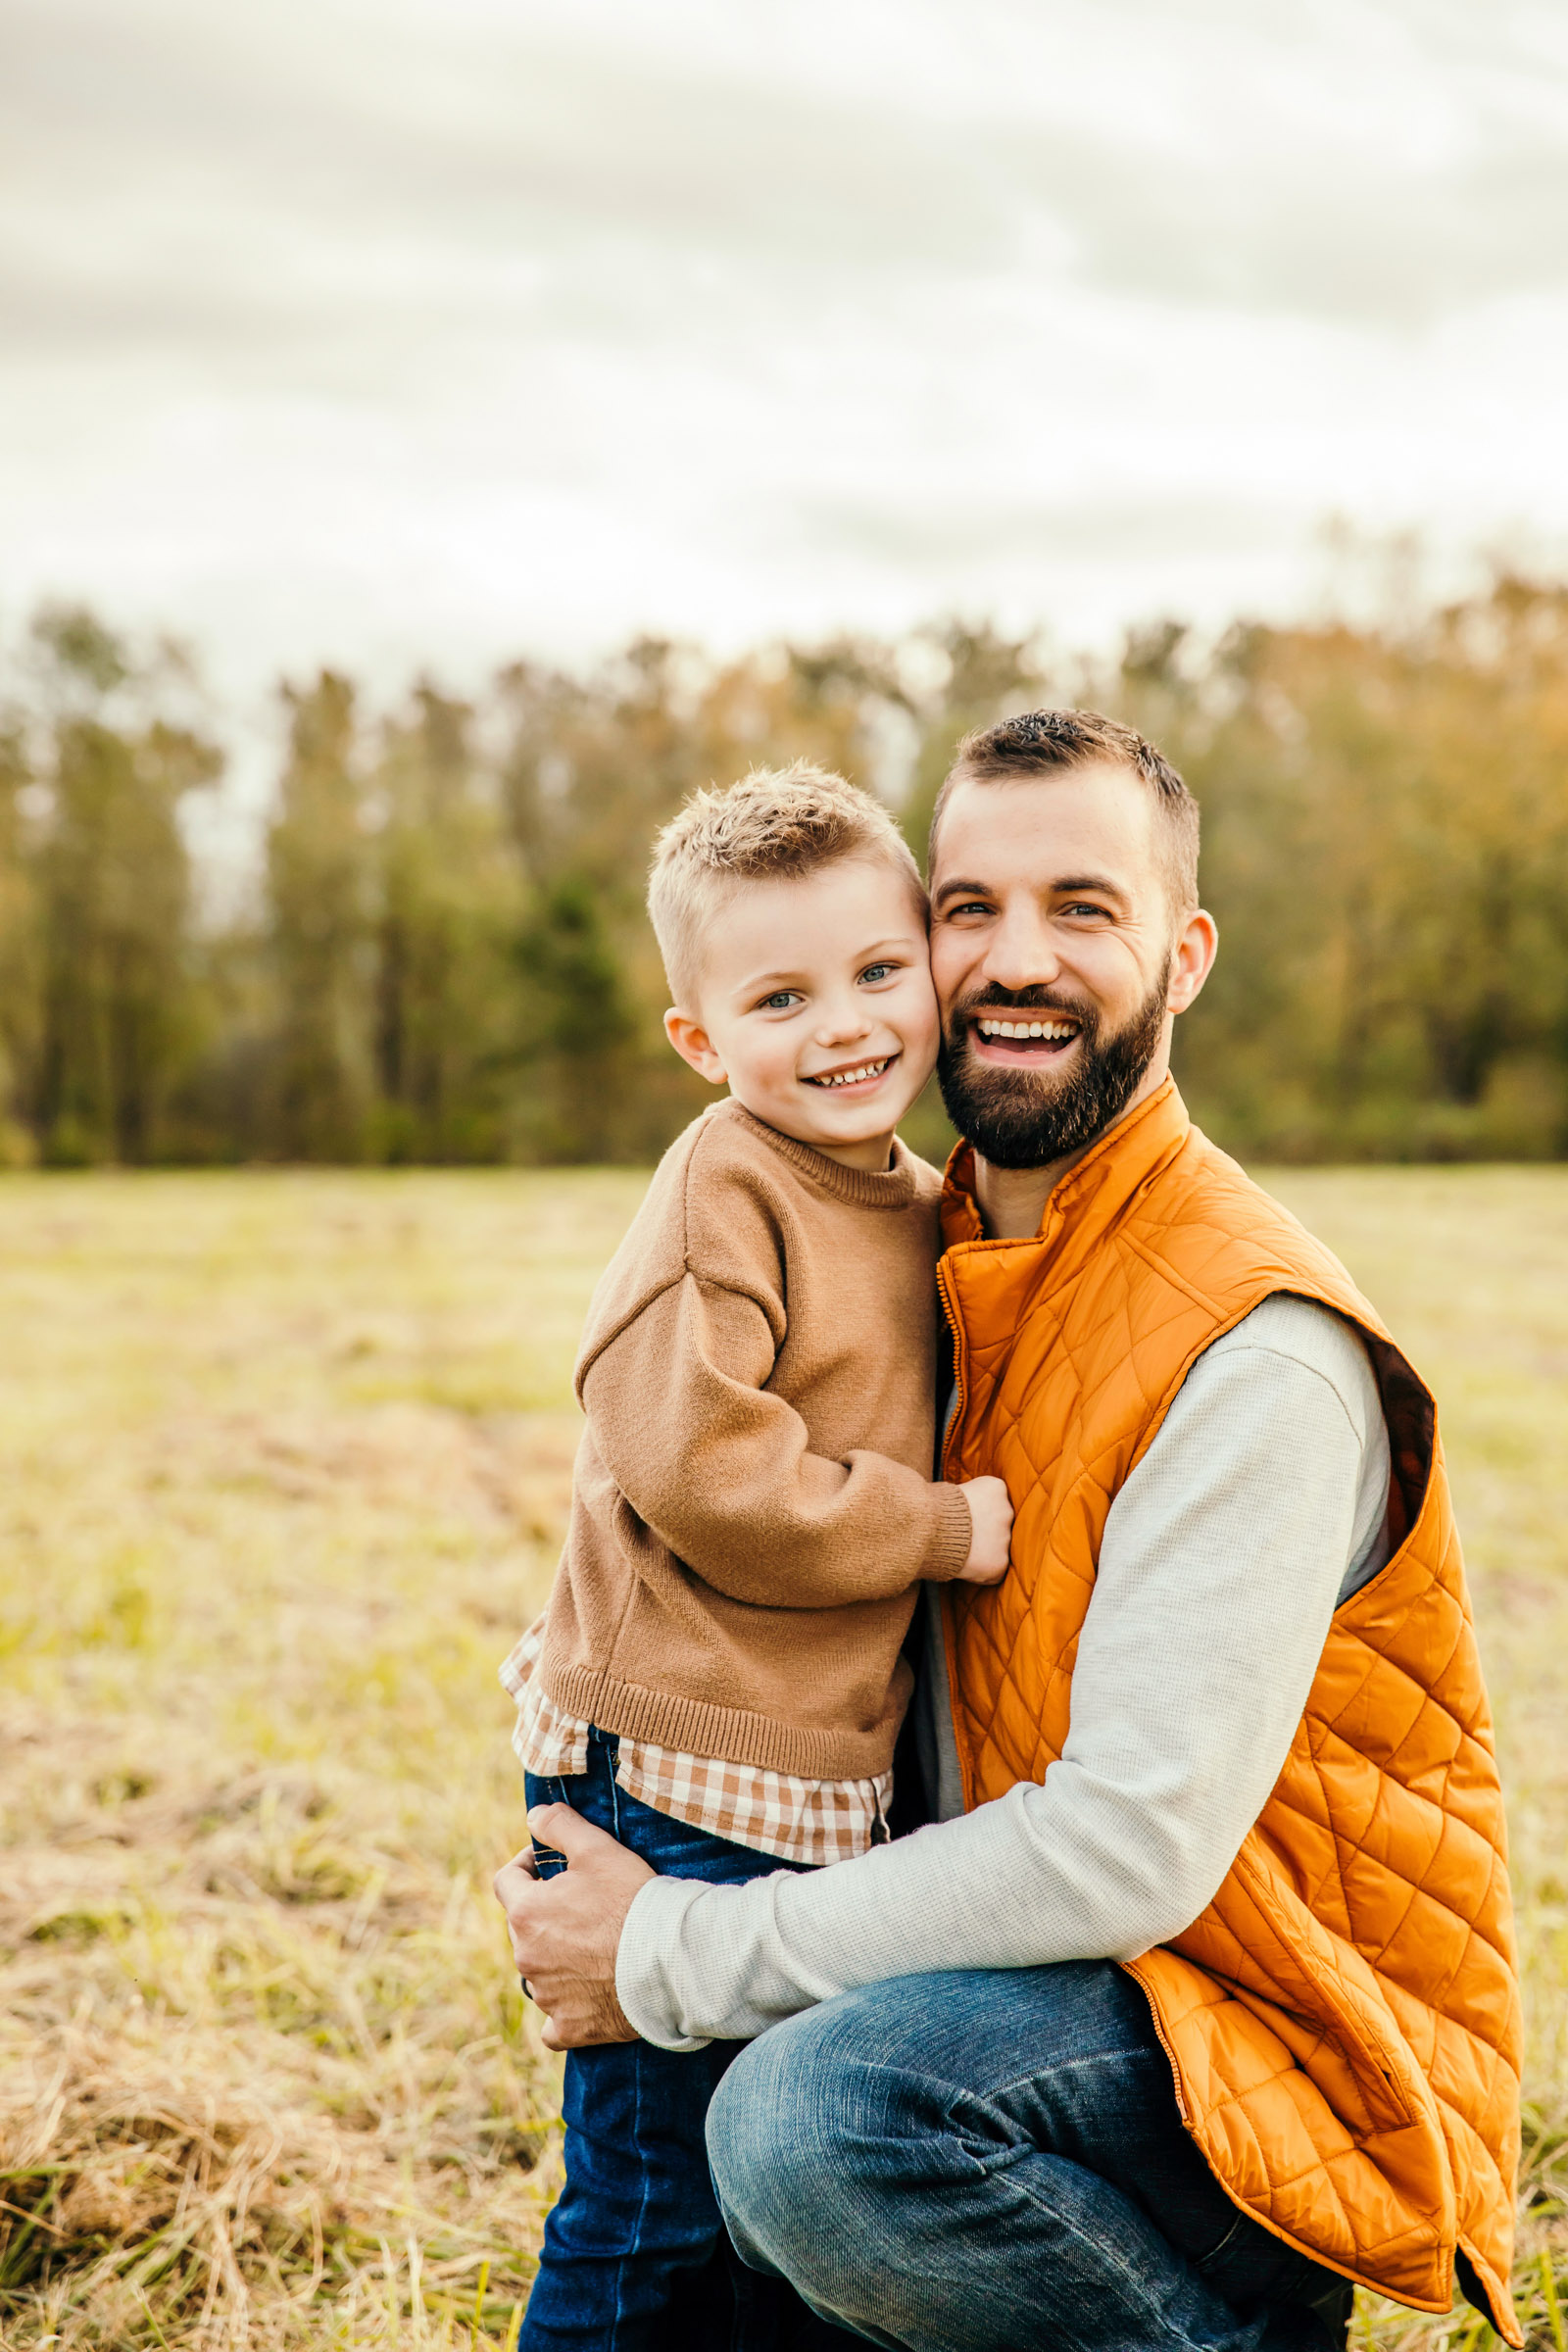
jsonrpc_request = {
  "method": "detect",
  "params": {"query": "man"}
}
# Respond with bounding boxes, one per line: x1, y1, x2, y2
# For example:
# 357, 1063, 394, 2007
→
496, 710, 1522, 2352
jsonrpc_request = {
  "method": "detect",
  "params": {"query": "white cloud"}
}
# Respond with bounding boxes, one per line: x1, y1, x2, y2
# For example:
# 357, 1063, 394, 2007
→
3, 0, 1568, 731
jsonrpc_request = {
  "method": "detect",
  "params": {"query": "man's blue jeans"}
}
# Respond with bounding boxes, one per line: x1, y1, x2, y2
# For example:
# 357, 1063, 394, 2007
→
707, 1961, 1355, 2352
520, 1730, 858, 2350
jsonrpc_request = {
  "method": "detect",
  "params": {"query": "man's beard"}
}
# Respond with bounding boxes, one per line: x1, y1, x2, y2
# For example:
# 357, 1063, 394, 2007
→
936, 968, 1170, 1171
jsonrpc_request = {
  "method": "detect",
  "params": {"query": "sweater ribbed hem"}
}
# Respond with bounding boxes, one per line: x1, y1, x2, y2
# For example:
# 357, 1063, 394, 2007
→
721, 1101, 919, 1209
538, 1656, 908, 1781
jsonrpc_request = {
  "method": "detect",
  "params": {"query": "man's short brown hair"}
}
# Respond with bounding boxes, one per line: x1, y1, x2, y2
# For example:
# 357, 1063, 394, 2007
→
930, 709, 1200, 914
648, 760, 925, 1006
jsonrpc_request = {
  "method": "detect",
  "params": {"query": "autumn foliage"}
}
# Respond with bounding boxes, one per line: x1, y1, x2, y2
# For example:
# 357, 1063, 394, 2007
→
3, 578, 1567, 1169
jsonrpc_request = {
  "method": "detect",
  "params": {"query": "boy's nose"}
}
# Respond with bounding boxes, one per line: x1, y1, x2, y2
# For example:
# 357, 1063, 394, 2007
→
814, 1001, 872, 1044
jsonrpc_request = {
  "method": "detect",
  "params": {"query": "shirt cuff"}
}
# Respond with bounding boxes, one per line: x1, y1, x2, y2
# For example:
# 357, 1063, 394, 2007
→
615, 1876, 716, 2051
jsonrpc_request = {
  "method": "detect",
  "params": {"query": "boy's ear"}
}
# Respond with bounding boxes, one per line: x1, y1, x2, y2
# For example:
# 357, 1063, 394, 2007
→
664, 1008, 727, 1086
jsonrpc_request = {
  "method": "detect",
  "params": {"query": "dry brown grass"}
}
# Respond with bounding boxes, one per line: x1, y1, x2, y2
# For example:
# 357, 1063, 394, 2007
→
0, 1164, 1563, 2350
1267, 1171, 1568, 2352
0, 1171, 639, 2349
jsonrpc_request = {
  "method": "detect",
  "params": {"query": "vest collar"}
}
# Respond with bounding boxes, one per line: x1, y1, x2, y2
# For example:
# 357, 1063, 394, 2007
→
941, 1074, 1192, 1258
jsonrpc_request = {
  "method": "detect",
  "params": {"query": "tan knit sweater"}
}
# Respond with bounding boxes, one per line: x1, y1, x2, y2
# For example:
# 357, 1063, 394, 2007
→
536, 1101, 973, 1780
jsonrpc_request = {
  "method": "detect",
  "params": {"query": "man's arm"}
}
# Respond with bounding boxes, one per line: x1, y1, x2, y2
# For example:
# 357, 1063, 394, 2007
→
615, 1297, 1391, 2050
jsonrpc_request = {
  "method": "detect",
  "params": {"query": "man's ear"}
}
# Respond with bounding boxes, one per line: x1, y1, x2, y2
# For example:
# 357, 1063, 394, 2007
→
664, 1008, 727, 1085
1166, 908, 1218, 1016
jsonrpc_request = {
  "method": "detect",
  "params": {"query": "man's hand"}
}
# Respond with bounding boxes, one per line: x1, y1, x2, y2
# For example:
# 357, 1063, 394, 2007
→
492, 1805, 655, 2049
956, 1474, 1013, 1585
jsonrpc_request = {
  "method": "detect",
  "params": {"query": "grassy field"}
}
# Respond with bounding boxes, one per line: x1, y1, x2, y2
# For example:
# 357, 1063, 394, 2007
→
0, 1166, 1564, 2351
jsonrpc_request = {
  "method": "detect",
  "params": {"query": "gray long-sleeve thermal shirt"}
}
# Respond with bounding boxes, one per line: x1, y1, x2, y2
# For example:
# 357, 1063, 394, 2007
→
615, 1294, 1392, 2051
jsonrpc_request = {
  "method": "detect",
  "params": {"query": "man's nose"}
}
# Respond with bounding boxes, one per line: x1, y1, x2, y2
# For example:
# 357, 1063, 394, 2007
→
981, 906, 1062, 995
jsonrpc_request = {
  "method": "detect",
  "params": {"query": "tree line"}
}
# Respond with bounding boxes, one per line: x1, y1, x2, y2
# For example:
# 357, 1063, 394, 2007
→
2, 577, 1566, 1169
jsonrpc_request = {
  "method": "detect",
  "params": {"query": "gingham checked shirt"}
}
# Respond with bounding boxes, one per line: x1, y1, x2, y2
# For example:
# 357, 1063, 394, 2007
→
500, 1615, 892, 1866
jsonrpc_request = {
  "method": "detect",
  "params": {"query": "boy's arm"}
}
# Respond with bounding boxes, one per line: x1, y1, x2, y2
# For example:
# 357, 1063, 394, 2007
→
582, 1269, 972, 1608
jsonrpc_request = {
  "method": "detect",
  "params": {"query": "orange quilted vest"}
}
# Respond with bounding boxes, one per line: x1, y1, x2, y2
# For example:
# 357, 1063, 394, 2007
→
938, 1079, 1522, 2338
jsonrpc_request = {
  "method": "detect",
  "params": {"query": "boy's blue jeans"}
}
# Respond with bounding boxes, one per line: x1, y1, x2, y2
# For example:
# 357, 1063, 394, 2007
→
519, 1729, 858, 2350
706, 1961, 1357, 2352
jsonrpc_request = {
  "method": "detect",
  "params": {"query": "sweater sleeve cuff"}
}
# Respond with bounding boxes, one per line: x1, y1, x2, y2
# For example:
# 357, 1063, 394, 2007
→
615, 1876, 715, 2051
920, 1480, 974, 1583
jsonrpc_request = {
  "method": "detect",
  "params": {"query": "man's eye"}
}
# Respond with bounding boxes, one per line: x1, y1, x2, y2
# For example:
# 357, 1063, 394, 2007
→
947, 902, 992, 919
1063, 903, 1109, 920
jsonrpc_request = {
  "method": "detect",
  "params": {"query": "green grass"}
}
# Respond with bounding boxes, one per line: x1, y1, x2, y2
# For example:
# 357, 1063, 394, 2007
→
0, 1166, 1563, 2349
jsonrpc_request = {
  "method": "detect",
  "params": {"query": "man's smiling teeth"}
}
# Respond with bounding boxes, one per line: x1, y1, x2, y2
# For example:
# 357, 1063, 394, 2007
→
807, 1057, 890, 1087
977, 1018, 1078, 1041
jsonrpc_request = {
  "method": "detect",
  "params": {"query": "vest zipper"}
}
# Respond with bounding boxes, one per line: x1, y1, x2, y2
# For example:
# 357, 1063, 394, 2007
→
935, 1256, 977, 1814
935, 1258, 966, 1483
1120, 1958, 1191, 2122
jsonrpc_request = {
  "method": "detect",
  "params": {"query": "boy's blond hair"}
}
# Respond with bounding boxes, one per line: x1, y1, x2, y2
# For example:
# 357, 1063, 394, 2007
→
647, 761, 925, 1007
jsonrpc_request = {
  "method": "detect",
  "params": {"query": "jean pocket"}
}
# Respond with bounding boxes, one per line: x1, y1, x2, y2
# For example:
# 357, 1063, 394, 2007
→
1196, 2208, 1333, 2312
1193, 2215, 1249, 2278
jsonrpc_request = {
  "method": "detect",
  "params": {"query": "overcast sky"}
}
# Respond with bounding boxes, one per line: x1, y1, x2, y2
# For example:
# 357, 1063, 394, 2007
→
6, 0, 1568, 733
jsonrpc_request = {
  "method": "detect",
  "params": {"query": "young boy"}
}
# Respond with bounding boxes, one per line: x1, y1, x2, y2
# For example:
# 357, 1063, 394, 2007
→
499, 761, 1012, 2347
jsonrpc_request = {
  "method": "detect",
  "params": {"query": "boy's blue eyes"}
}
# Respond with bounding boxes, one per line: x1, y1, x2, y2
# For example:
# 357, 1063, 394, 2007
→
755, 965, 901, 1012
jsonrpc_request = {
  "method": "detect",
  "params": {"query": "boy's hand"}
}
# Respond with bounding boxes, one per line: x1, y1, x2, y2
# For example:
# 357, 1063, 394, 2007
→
493, 1805, 655, 2048
956, 1475, 1013, 1585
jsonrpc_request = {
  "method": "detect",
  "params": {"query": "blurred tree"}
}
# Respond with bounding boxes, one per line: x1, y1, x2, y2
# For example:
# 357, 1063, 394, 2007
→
0, 710, 40, 1164
898, 619, 1054, 864
369, 685, 524, 1162
12, 609, 220, 1164
511, 874, 640, 1162
1115, 581, 1568, 1160
2, 580, 1565, 1168
266, 672, 372, 1160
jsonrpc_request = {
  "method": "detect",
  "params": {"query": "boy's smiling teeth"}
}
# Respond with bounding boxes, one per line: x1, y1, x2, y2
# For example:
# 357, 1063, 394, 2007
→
806, 1056, 891, 1087
977, 1017, 1078, 1041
